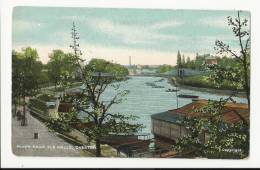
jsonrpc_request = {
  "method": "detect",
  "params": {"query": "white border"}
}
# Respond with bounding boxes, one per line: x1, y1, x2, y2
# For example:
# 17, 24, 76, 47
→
1, 0, 260, 168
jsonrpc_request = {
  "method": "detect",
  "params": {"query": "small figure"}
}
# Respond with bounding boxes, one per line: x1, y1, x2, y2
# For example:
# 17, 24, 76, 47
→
16, 110, 22, 121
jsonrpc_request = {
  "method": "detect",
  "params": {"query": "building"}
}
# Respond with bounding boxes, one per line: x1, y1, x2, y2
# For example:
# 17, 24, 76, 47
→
204, 56, 218, 65
151, 99, 249, 142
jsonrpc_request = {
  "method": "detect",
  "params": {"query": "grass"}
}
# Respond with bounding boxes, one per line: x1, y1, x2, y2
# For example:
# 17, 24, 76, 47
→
37, 94, 56, 101
28, 98, 48, 114
176, 74, 239, 90
47, 82, 83, 92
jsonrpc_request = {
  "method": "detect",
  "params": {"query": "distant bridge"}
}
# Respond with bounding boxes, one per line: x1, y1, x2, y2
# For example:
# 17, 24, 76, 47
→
128, 68, 205, 77
128, 73, 170, 77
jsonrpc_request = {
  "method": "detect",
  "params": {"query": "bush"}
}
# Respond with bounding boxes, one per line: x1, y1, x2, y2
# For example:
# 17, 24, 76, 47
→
156, 65, 174, 73
178, 75, 239, 90
46, 111, 78, 133
37, 94, 56, 101
28, 98, 48, 115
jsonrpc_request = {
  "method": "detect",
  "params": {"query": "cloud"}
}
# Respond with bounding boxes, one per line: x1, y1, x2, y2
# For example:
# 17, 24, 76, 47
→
13, 19, 46, 34
199, 16, 230, 29
150, 20, 184, 30
85, 18, 179, 46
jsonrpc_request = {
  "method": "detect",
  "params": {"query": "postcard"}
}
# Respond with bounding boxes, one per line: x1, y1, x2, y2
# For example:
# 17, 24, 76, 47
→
11, 6, 250, 159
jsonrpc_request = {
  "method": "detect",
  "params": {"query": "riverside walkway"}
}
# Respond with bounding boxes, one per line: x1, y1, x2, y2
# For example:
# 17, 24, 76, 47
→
12, 111, 82, 157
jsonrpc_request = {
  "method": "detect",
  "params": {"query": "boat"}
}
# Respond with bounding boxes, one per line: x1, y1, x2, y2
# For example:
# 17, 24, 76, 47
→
145, 82, 156, 86
152, 85, 164, 88
165, 88, 179, 92
154, 78, 164, 82
145, 82, 164, 88
177, 94, 199, 99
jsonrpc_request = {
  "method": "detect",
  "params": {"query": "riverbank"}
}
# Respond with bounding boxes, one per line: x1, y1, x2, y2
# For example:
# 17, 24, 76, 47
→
168, 77, 247, 99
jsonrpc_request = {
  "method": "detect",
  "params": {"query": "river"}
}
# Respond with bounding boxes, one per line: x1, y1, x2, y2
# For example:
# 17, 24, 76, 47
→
79, 76, 247, 135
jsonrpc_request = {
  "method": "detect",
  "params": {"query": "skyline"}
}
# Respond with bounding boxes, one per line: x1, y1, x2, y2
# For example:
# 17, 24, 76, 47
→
12, 7, 250, 65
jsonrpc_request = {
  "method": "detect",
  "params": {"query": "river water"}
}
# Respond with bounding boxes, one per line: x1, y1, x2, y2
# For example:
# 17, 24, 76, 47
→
80, 76, 247, 135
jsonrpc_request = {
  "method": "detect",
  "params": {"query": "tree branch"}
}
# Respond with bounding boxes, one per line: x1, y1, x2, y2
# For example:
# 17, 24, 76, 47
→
77, 106, 97, 123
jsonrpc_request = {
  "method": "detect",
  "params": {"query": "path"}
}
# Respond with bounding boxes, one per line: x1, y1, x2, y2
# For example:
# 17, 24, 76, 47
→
12, 110, 82, 157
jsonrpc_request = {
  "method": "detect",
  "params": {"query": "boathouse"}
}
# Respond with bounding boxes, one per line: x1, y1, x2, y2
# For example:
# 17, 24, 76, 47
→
151, 99, 249, 142
204, 56, 218, 65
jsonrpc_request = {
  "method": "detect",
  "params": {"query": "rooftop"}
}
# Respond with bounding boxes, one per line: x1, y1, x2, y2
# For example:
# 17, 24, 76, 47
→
151, 99, 249, 124
205, 56, 217, 60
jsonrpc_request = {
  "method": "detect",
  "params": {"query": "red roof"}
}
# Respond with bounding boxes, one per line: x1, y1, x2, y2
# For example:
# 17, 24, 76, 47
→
169, 99, 249, 124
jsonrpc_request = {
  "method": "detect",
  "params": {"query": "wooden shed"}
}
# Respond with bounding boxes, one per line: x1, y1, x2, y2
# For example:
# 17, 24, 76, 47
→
151, 99, 249, 142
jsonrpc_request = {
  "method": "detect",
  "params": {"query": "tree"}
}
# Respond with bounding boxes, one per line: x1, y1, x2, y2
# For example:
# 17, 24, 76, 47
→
213, 11, 250, 107
177, 50, 182, 67
12, 47, 42, 125
182, 54, 186, 65
88, 58, 129, 76
69, 22, 143, 157
47, 50, 74, 89
173, 11, 250, 159
174, 97, 249, 158
12, 50, 23, 115
156, 64, 174, 74
187, 56, 191, 63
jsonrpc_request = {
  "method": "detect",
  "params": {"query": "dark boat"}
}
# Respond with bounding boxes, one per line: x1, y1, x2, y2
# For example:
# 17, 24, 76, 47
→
152, 85, 164, 88
177, 94, 199, 99
165, 88, 179, 92
145, 82, 156, 86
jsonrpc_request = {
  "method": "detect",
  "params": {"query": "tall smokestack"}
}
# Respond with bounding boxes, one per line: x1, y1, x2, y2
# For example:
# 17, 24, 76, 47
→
129, 56, 132, 66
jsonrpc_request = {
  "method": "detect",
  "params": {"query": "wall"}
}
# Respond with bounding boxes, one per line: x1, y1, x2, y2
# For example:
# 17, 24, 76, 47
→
152, 119, 184, 141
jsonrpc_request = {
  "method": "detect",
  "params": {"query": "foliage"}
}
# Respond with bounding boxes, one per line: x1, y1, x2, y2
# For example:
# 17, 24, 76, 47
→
28, 98, 48, 115
12, 47, 45, 125
12, 47, 43, 98
180, 74, 240, 90
47, 50, 76, 89
205, 63, 245, 90
37, 93, 56, 101
83, 114, 144, 141
174, 11, 250, 159
174, 97, 249, 159
212, 11, 250, 106
47, 111, 78, 133
69, 22, 143, 156
156, 64, 174, 73
176, 50, 182, 67
88, 58, 129, 77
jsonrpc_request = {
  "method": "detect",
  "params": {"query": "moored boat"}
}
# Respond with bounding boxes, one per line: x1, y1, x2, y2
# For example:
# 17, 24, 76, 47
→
177, 94, 199, 99
165, 88, 180, 92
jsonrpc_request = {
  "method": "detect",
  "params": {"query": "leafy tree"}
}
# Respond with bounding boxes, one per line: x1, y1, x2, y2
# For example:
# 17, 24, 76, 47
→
47, 111, 78, 133
173, 11, 250, 159
88, 58, 129, 76
212, 11, 250, 106
47, 50, 77, 101
156, 64, 174, 73
47, 50, 72, 88
176, 50, 182, 67
12, 50, 23, 115
12, 47, 42, 125
195, 55, 206, 70
186, 56, 191, 63
68, 22, 143, 157
182, 54, 186, 65
174, 97, 249, 159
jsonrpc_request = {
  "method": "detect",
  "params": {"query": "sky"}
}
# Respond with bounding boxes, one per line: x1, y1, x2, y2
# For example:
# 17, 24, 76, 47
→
12, 7, 250, 65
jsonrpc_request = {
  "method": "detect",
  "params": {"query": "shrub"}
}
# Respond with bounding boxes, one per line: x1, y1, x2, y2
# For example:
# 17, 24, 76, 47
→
37, 93, 56, 101
46, 111, 78, 133
28, 98, 48, 115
